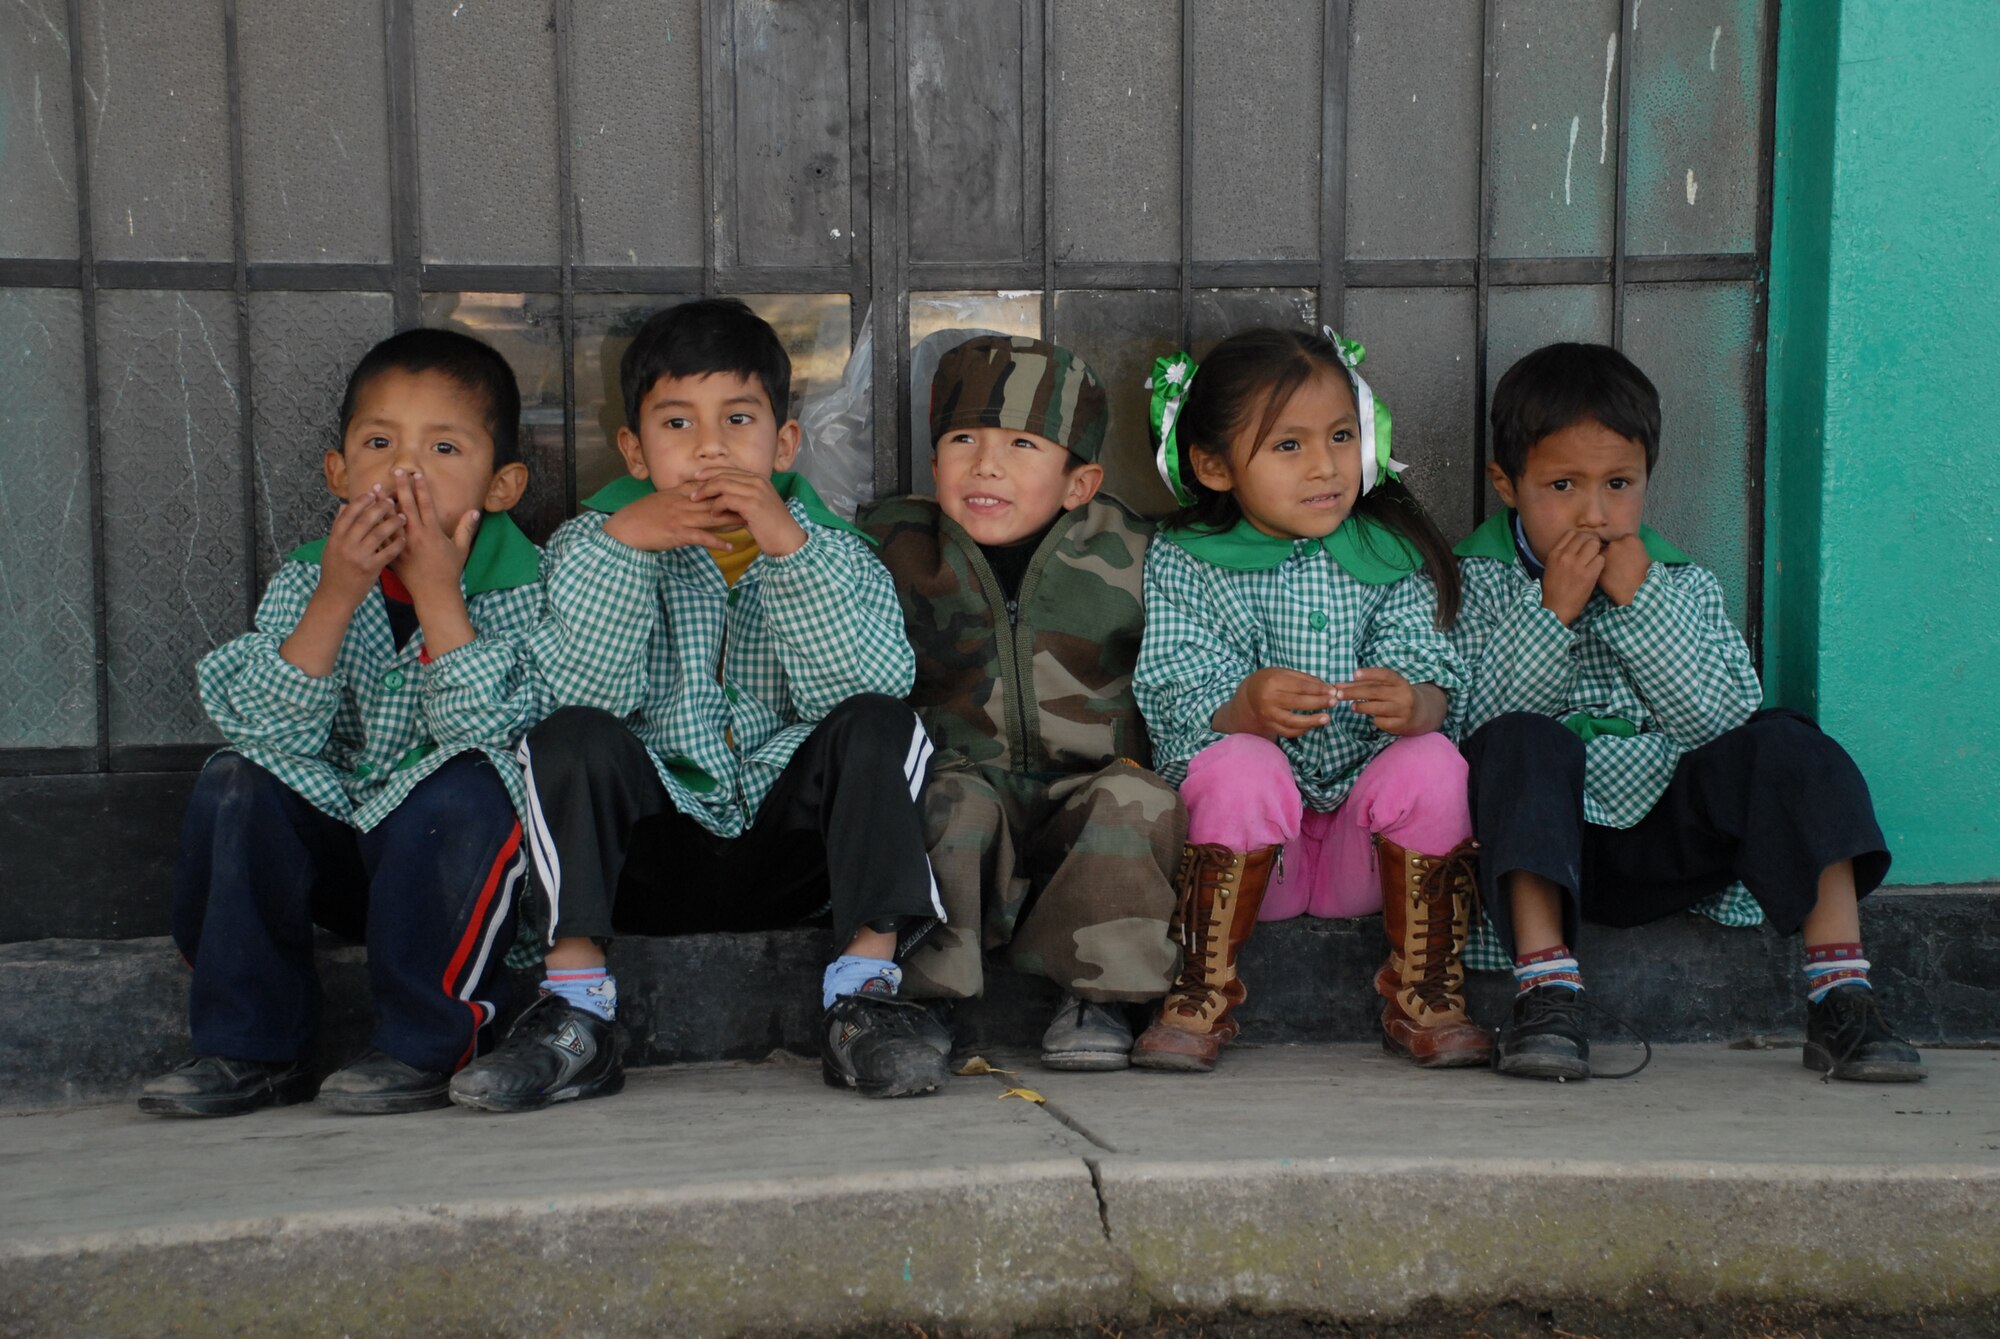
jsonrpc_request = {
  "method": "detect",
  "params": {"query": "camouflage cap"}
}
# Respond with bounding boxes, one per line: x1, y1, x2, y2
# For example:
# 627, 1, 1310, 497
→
928, 335, 1109, 463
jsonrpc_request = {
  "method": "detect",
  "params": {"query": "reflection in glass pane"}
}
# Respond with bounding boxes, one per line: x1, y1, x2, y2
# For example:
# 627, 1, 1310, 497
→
1190, 289, 1317, 355
910, 292, 1042, 349
0, 290, 95, 748
420, 292, 567, 541
1052, 289, 1182, 516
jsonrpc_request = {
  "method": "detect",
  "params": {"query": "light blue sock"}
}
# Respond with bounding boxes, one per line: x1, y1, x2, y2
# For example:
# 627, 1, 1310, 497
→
822, 955, 901, 1009
544, 967, 617, 1021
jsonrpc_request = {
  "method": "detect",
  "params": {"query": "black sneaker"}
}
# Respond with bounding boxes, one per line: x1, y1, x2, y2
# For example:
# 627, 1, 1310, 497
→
448, 995, 624, 1113
137, 1055, 317, 1118
1495, 985, 1592, 1081
317, 1048, 452, 1115
1805, 985, 1926, 1082
821, 984, 951, 1098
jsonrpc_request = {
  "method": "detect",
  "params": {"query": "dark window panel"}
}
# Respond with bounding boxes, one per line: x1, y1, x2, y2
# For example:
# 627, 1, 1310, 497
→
1345, 0, 1481, 261
1487, 0, 1621, 259
1190, 287, 1318, 356
1340, 287, 1479, 542
420, 292, 567, 541
571, 0, 703, 268
238, 0, 392, 264
906, 1, 1028, 265
248, 291, 397, 586
96, 290, 246, 747
1191, 0, 1319, 264
729, 0, 852, 268
81, 0, 233, 262
0, 290, 96, 749
1051, 288, 1183, 516
414, 1, 561, 265
1622, 281, 1756, 628
0, 1, 80, 259
1626, 0, 1767, 257
1049, 0, 1179, 264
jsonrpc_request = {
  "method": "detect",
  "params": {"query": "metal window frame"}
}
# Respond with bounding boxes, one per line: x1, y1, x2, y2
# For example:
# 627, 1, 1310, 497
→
0, 0, 1780, 777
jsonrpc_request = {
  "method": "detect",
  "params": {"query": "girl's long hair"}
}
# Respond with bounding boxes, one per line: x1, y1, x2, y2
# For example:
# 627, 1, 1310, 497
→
1163, 327, 1461, 626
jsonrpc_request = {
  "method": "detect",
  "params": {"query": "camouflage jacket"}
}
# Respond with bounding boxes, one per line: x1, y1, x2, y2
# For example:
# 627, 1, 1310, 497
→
856, 495, 1154, 777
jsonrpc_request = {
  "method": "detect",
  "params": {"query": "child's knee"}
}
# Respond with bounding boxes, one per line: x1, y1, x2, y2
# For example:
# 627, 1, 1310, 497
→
1374, 733, 1469, 789
525, 705, 631, 777
923, 769, 1005, 847
189, 751, 284, 825
1184, 733, 1292, 799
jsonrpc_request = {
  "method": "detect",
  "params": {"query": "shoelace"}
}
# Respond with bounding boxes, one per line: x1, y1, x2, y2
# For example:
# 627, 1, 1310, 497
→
1506, 988, 1653, 1080
1819, 988, 1893, 1084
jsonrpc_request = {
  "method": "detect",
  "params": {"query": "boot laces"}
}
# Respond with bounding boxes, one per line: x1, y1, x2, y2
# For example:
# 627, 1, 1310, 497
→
1406, 850, 1471, 1012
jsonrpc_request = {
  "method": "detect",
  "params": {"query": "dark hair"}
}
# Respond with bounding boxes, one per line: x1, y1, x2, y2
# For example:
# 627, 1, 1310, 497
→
1490, 341, 1660, 480
338, 327, 522, 467
620, 297, 792, 430
1164, 327, 1461, 625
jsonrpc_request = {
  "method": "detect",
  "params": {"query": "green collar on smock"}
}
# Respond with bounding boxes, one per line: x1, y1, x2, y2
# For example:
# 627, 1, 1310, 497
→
1452, 510, 1692, 567
581, 470, 873, 545
1159, 513, 1423, 585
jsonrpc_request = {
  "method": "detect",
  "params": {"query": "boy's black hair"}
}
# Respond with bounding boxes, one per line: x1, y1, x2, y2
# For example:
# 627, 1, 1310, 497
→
337, 327, 523, 466
620, 297, 792, 430
1164, 326, 1461, 626
1490, 341, 1661, 480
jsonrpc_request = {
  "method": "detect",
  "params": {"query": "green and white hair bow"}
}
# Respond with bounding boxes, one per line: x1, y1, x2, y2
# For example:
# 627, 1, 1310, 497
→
1323, 325, 1406, 496
1148, 351, 1201, 507
1149, 326, 1406, 508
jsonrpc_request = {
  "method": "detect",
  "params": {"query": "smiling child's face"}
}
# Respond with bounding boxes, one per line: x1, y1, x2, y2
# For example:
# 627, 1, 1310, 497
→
1491, 416, 1650, 562
616, 370, 799, 493
931, 426, 1102, 546
325, 367, 523, 529
1192, 367, 1361, 542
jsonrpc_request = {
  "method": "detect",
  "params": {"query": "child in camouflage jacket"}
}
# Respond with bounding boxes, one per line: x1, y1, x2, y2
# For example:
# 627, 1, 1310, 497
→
858, 335, 1184, 1072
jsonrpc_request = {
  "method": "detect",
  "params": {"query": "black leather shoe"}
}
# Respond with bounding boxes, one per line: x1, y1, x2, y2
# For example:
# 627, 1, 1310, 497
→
318, 1048, 452, 1115
1494, 985, 1592, 1081
138, 1055, 317, 1118
821, 987, 950, 1098
449, 995, 624, 1113
1805, 985, 1926, 1082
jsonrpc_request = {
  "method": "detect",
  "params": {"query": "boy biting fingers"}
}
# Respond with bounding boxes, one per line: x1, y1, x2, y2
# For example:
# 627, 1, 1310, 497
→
1539, 528, 1606, 624
1597, 531, 1651, 606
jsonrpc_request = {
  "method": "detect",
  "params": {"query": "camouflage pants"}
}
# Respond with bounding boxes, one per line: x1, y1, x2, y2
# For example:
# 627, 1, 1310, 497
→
900, 761, 1185, 1003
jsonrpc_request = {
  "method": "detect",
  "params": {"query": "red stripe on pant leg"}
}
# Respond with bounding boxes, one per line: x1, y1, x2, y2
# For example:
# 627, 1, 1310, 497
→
444, 822, 523, 1069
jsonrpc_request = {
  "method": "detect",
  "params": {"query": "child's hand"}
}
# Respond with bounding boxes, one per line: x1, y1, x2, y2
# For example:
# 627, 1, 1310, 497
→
1597, 533, 1651, 606
1335, 667, 1447, 736
389, 468, 478, 604
602, 487, 736, 554
1212, 668, 1336, 740
689, 467, 808, 557
1540, 528, 1606, 625
318, 486, 406, 609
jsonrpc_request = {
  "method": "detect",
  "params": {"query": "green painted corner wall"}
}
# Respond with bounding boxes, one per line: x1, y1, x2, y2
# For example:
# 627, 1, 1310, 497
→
1767, 0, 2000, 883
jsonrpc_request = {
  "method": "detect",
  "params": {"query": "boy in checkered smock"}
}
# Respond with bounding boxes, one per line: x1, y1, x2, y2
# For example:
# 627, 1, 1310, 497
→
1452, 342, 1923, 1083
450, 299, 952, 1111
141, 329, 542, 1119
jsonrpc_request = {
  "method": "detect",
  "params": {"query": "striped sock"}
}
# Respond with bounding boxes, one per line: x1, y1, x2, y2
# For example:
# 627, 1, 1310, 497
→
1804, 942, 1871, 1004
1514, 944, 1584, 994
544, 966, 617, 1021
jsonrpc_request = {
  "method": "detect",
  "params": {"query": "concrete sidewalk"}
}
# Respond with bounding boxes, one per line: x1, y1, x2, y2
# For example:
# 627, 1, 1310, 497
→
6, 1044, 1999, 1337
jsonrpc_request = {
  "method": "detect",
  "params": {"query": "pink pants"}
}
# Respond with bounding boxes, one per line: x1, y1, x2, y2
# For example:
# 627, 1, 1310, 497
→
1180, 733, 1472, 921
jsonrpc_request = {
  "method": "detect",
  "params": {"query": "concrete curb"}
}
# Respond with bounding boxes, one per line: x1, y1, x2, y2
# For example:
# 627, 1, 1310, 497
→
9, 887, 2000, 1110
7, 1157, 1999, 1338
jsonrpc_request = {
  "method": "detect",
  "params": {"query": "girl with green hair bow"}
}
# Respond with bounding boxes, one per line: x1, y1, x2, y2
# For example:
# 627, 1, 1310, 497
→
1128, 325, 1489, 1074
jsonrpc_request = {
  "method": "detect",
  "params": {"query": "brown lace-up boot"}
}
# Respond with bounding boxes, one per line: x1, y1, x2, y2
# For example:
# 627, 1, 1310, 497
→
1374, 836, 1492, 1067
1130, 843, 1279, 1072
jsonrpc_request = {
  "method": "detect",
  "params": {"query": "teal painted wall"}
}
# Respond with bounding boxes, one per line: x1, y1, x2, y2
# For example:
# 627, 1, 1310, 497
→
1767, 0, 2000, 884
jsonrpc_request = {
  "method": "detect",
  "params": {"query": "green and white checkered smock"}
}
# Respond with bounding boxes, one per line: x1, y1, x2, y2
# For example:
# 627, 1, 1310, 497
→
196, 513, 545, 831
1135, 516, 1465, 812
529, 472, 916, 839
1448, 512, 1767, 971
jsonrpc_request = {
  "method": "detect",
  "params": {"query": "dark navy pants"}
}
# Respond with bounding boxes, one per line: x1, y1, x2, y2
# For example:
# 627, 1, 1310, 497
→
1462, 708, 1891, 956
172, 752, 524, 1072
